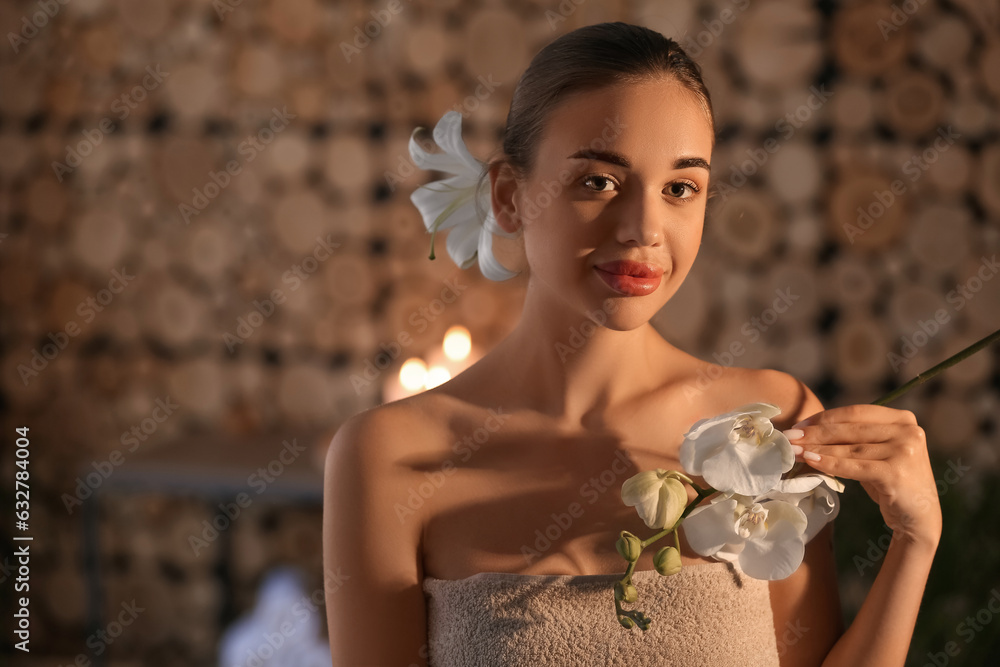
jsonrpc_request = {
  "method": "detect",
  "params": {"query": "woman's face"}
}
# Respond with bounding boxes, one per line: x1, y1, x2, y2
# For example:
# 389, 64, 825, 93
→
506, 77, 713, 329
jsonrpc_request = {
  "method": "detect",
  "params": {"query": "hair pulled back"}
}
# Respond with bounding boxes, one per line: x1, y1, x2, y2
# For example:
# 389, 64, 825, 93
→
497, 21, 714, 179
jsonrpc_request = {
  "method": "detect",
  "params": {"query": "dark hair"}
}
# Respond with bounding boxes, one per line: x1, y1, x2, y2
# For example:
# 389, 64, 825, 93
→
478, 22, 714, 222
501, 21, 714, 174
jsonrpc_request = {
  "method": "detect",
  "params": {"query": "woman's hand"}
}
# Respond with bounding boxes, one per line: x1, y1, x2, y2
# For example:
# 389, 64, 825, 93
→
782, 404, 942, 549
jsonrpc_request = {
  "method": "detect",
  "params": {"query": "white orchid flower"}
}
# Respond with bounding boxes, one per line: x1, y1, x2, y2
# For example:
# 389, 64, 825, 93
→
760, 472, 844, 543
621, 469, 692, 530
683, 493, 808, 580
679, 402, 795, 496
408, 110, 520, 281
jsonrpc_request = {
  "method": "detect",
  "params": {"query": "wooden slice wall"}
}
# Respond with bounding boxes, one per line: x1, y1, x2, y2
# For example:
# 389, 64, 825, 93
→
0, 1, 997, 664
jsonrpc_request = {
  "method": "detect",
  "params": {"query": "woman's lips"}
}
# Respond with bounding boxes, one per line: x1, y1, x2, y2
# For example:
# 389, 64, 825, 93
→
593, 260, 664, 296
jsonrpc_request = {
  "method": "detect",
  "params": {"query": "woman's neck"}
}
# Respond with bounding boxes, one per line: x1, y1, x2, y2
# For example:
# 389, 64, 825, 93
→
483, 308, 673, 429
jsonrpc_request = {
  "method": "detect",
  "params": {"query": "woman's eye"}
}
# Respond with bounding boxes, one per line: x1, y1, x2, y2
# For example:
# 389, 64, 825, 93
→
667, 181, 700, 199
583, 175, 616, 192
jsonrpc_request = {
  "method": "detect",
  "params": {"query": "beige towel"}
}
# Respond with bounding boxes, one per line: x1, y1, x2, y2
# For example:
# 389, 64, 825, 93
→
423, 562, 780, 666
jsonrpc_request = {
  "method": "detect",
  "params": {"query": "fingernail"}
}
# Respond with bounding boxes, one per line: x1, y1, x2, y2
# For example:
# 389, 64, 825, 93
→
803, 451, 821, 462
783, 429, 805, 441
792, 419, 809, 429
790, 444, 804, 455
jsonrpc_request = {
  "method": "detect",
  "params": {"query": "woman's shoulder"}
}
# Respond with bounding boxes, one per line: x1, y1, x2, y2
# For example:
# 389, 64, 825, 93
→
687, 363, 826, 430
325, 389, 464, 476
742, 367, 826, 427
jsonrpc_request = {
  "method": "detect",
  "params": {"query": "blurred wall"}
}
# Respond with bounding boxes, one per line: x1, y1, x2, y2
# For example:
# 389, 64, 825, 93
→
0, 0, 998, 665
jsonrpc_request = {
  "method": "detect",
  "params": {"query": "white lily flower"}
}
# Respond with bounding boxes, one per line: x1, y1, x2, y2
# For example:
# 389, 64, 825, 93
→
761, 472, 844, 543
621, 469, 693, 530
683, 493, 808, 580
408, 110, 520, 281
679, 402, 795, 496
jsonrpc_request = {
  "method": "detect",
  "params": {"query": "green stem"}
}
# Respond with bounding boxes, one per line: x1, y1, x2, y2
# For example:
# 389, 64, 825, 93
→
872, 327, 1000, 406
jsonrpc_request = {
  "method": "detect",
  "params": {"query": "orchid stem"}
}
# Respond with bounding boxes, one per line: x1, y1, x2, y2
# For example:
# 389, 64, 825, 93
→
872, 327, 1000, 406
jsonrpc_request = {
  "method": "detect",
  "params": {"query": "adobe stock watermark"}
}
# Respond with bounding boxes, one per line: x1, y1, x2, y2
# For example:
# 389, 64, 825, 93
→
384, 74, 502, 192
853, 457, 969, 576
683, 287, 800, 400
16, 267, 135, 386
679, 0, 751, 58
842, 126, 960, 245
714, 85, 833, 202
521, 449, 632, 565
775, 618, 810, 658
213, 0, 247, 20
922, 587, 1000, 666
56, 599, 145, 666
223, 235, 341, 352
887, 254, 999, 372
187, 438, 307, 557
393, 407, 511, 523
236, 567, 350, 667
555, 298, 621, 362
178, 106, 296, 224
7, 0, 69, 54
61, 397, 180, 514
349, 277, 468, 395
877, 0, 930, 40
545, 0, 588, 30
339, 0, 413, 63
51, 65, 169, 182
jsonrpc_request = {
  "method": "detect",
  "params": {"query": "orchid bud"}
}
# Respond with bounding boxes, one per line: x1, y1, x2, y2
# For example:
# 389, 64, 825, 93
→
613, 580, 638, 603
615, 531, 642, 562
619, 616, 635, 629
654, 546, 682, 576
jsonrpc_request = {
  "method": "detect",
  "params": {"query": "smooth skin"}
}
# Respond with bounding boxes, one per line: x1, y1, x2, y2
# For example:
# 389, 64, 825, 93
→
323, 78, 941, 666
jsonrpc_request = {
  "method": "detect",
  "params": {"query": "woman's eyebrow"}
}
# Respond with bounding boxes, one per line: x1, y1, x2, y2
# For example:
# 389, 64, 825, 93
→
566, 149, 710, 171
567, 149, 632, 168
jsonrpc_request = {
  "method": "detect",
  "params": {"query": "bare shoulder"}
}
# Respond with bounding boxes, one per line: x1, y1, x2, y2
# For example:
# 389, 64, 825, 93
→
727, 367, 826, 429
325, 392, 454, 475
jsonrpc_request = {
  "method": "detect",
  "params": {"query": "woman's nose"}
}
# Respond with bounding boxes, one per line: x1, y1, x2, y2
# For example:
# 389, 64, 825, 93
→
615, 190, 663, 246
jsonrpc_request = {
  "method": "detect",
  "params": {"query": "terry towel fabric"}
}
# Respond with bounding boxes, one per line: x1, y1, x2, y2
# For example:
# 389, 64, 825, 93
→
423, 561, 781, 666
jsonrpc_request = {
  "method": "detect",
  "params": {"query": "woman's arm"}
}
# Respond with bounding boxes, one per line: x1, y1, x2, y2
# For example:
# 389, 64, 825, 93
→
793, 403, 941, 667
323, 408, 430, 667
768, 375, 941, 667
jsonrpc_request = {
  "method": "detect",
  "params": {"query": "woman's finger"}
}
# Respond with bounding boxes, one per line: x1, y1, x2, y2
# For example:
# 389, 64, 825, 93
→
792, 441, 899, 462
783, 422, 898, 448
794, 450, 892, 482
792, 404, 918, 428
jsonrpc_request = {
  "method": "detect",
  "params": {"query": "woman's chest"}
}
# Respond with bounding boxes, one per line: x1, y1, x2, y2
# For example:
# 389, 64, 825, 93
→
416, 404, 714, 579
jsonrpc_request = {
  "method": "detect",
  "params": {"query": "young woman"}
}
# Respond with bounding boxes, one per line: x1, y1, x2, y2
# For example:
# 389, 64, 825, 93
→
323, 22, 941, 666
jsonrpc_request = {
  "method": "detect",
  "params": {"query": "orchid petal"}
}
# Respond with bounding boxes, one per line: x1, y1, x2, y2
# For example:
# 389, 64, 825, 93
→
683, 497, 740, 557
737, 500, 807, 580
700, 438, 788, 496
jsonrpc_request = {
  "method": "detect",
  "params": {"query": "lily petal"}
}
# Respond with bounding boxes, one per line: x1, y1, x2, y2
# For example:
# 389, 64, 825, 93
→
431, 110, 485, 174
444, 216, 481, 269
408, 128, 470, 175
410, 179, 479, 234
476, 218, 519, 281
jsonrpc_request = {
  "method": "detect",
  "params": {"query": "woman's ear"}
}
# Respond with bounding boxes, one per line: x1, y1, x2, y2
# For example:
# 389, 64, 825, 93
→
489, 160, 522, 235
